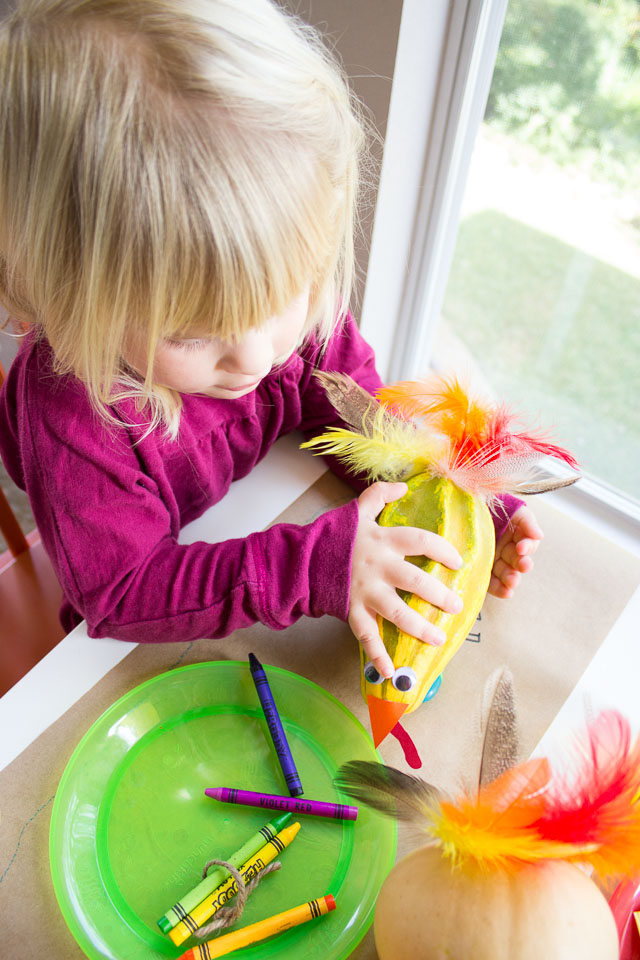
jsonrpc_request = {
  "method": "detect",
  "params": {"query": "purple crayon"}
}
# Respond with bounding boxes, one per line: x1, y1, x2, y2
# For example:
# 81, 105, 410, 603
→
249, 652, 304, 797
205, 787, 358, 821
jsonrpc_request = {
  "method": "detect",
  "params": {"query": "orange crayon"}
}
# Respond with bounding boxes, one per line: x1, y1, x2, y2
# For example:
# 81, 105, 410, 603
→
178, 893, 336, 959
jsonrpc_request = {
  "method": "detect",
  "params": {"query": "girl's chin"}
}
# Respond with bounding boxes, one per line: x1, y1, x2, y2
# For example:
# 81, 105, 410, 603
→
205, 380, 262, 397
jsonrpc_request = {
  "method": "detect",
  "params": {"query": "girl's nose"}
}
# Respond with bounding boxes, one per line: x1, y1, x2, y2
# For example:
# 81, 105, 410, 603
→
219, 327, 272, 375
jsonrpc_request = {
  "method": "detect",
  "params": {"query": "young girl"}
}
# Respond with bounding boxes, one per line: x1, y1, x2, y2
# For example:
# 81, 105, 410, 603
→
0, 0, 540, 680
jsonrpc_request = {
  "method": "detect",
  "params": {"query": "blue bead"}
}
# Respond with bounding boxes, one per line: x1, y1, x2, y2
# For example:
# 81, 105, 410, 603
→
423, 675, 442, 703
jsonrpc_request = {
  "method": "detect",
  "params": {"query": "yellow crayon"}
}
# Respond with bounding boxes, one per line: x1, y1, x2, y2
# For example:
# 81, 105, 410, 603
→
178, 893, 336, 959
169, 822, 300, 947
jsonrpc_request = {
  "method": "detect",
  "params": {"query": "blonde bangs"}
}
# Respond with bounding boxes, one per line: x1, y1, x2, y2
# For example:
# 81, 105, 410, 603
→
158, 122, 340, 348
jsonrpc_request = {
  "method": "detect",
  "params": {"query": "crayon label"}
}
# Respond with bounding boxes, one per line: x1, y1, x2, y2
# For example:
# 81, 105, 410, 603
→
263, 703, 287, 751
208, 858, 265, 912
258, 797, 313, 813
209, 883, 236, 912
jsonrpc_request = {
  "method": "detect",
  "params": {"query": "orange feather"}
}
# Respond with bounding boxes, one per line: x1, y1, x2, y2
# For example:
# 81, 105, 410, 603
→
431, 758, 593, 870
376, 376, 579, 478
336, 714, 640, 878
377, 375, 494, 456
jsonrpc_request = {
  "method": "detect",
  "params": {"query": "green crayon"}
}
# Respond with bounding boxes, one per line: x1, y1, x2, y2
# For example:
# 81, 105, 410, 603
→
157, 812, 292, 933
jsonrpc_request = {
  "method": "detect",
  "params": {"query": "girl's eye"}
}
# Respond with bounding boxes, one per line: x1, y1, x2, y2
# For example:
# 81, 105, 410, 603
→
363, 661, 384, 685
166, 337, 210, 352
392, 666, 417, 693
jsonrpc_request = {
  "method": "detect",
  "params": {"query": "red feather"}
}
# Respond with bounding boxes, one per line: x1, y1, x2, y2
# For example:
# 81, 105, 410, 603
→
534, 711, 640, 877
378, 377, 580, 479
481, 405, 580, 470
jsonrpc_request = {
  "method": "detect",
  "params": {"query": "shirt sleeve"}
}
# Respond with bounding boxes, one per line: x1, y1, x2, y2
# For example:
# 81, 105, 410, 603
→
295, 313, 383, 493
490, 493, 525, 540
20, 372, 359, 643
81, 503, 360, 643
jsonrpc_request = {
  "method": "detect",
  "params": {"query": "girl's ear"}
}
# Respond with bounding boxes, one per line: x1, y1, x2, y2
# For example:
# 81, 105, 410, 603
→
478, 666, 521, 788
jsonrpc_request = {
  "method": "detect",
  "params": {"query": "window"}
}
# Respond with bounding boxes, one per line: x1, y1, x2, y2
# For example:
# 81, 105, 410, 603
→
362, 0, 639, 514
436, 0, 640, 504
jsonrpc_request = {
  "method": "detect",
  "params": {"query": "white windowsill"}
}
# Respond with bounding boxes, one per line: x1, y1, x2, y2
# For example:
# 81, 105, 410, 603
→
545, 477, 640, 559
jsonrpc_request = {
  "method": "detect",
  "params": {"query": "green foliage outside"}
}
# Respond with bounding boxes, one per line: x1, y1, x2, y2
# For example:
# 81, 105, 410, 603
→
442, 212, 640, 499
485, 0, 640, 194
440, 0, 640, 500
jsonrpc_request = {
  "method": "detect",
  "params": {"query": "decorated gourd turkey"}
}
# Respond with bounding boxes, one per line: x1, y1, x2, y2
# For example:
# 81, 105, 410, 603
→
302, 373, 579, 749
335, 695, 639, 960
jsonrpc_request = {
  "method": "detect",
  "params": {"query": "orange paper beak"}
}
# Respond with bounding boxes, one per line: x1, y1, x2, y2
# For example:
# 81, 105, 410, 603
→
367, 695, 408, 748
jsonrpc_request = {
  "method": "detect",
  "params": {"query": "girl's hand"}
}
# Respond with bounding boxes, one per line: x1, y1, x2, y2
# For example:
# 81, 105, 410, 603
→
348, 482, 463, 680
488, 505, 543, 599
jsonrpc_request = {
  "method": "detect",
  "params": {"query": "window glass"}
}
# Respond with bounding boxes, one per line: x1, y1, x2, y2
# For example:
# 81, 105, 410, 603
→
435, 0, 640, 502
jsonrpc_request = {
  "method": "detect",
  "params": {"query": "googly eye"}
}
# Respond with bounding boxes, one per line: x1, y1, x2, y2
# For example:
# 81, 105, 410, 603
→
392, 666, 417, 693
363, 661, 384, 685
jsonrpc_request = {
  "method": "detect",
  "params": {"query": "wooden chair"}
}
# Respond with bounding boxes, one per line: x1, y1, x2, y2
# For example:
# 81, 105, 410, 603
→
0, 358, 66, 697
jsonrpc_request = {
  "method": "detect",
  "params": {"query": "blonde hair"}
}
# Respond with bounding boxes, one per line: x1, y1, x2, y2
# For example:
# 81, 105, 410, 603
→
0, 0, 365, 435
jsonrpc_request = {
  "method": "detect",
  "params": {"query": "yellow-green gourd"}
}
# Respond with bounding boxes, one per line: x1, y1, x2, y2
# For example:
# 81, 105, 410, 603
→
363, 474, 495, 740
302, 371, 579, 749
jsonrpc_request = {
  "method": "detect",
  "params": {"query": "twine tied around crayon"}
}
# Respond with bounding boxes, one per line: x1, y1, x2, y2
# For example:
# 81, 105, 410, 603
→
194, 858, 282, 939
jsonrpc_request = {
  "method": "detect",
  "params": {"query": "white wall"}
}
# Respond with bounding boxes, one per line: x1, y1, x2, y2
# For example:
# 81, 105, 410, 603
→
282, 0, 403, 309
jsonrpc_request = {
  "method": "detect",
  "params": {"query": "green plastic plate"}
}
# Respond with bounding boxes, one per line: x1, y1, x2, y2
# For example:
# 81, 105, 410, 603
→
50, 661, 396, 959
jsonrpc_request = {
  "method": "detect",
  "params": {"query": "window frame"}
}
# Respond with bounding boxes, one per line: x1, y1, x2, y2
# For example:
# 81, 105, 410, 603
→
359, 0, 640, 547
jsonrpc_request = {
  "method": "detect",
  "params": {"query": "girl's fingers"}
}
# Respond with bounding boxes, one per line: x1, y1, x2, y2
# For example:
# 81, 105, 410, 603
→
496, 509, 542, 550
500, 543, 533, 572
500, 542, 535, 573
492, 557, 521, 590
515, 512, 544, 542
389, 526, 462, 571
357, 481, 408, 519
349, 609, 394, 679
375, 589, 447, 646
513, 535, 541, 558
488, 574, 514, 599
391, 558, 463, 615
490, 508, 542, 599
522, 539, 540, 559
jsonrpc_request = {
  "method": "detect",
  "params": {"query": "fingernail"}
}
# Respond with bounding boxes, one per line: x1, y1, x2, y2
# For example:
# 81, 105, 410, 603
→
452, 596, 463, 613
430, 631, 446, 646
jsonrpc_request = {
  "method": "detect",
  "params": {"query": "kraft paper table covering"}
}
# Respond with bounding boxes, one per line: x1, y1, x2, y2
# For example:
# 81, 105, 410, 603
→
1, 472, 639, 960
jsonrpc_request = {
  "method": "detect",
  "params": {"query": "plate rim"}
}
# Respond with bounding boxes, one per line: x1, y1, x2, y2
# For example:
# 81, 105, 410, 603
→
49, 659, 397, 960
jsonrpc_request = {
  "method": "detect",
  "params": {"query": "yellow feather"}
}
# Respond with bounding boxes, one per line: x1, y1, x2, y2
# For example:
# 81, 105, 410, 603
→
428, 760, 599, 871
301, 408, 446, 482
431, 802, 593, 871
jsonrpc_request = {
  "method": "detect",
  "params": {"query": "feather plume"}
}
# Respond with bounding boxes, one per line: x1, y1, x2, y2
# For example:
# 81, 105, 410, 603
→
334, 760, 440, 824
482, 411, 580, 471
300, 409, 446, 482
304, 370, 580, 498
376, 375, 580, 495
534, 711, 640, 878
377, 375, 494, 452
428, 443, 580, 503
312, 371, 381, 434
479, 668, 520, 788
432, 759, 590, 870
335, 712, 640, 875
506, 474, 581, 496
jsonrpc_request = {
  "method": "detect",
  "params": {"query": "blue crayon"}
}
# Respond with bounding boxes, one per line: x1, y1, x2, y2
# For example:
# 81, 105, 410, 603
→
248, 652, 304, 797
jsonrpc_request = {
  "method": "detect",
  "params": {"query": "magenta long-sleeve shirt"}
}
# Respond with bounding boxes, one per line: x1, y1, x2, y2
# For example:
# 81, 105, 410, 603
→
0, 316, 520, 642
